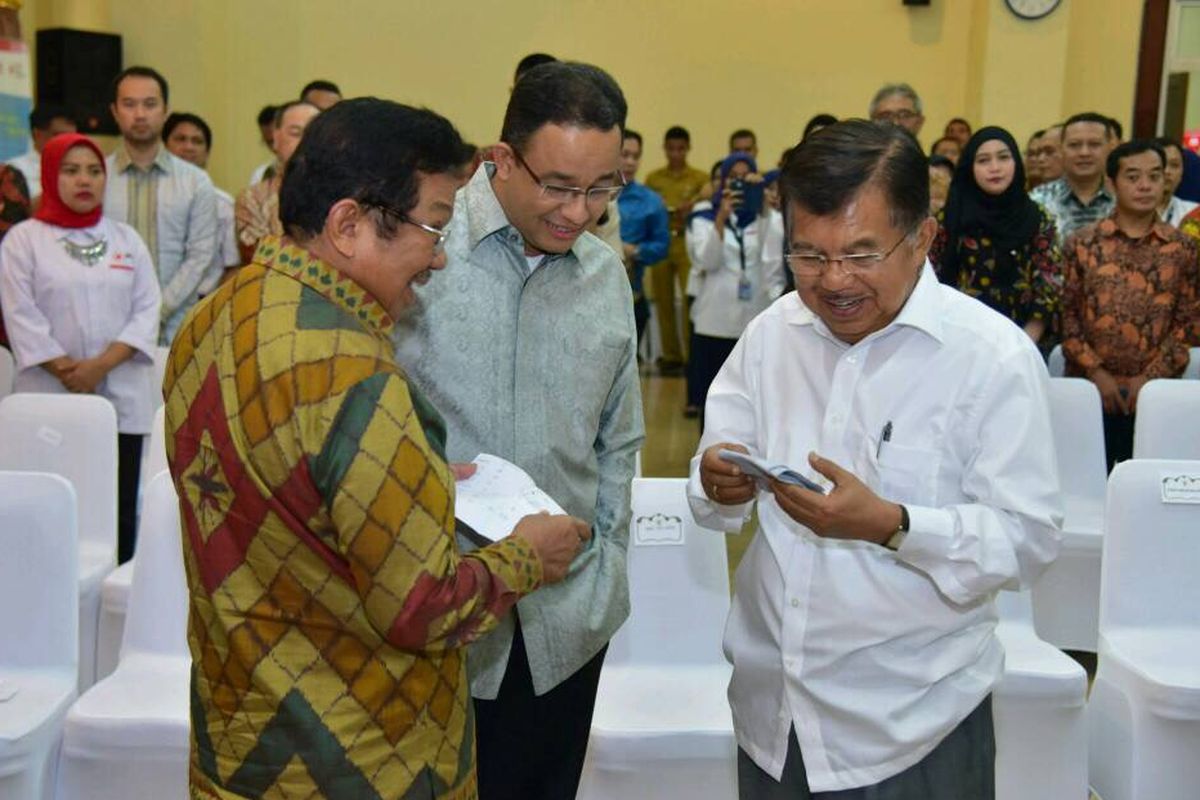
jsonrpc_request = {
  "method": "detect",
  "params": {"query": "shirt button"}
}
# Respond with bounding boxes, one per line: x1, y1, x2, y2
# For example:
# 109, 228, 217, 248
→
791, 598, 800, 608
830, 414, 843, 425
846, 354, 857, 364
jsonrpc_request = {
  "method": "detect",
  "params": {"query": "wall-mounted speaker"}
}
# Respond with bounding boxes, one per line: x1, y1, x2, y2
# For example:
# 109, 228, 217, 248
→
36, 28, 122, 136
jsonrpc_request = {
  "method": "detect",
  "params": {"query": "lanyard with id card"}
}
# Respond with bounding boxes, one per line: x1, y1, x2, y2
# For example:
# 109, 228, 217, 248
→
731, 226, 752, 302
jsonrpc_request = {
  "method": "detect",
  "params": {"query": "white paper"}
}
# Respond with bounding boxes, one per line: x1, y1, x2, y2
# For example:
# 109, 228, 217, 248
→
718, 449, 827, 494
455, 454, 566, 543
1160, 472, 1200, 505
0, 677, 17, 702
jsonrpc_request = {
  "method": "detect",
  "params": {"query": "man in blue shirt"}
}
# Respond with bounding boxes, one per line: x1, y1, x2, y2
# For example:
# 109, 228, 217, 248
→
617, 129, 669, 344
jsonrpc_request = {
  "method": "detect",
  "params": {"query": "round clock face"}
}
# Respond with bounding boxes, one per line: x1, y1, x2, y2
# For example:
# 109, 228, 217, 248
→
1005, 0, 1061, 20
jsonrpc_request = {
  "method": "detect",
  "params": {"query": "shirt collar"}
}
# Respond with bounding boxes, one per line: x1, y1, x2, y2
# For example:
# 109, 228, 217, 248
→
1055, 176, 1112, 204
1096, 213, 1175, 243
462, 162, 588, 262
785, 260, 945, 346
253, 235, 394, 336
113, 143, 173, 175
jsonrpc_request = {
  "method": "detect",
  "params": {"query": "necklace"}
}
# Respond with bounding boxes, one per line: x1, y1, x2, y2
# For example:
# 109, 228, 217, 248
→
60, 234, 108, 267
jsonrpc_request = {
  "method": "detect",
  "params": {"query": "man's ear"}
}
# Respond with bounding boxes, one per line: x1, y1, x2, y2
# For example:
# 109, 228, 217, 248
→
913, 215, 938, 260
324, 199, 364, 260
491, 142, 516, 180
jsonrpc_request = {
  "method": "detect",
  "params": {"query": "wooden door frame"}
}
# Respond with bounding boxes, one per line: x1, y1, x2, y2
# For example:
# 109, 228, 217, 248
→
1133, 0, 1171, 137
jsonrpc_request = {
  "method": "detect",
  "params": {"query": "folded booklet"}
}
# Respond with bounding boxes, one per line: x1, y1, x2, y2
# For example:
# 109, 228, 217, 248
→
717, 449, 827, 494
455, 453, 566, 546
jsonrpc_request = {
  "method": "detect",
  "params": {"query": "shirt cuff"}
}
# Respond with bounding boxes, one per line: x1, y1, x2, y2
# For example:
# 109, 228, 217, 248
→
891, 504, 973, 605
686, 467, 752, 532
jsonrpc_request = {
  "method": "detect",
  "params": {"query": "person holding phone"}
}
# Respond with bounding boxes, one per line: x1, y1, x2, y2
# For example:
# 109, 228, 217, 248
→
685, 151, 785, 428
690, 121, 1062, 800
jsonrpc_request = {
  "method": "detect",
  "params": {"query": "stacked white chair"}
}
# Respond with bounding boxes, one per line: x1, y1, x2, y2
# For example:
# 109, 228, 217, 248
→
96, 406, 169, 680
1046, 344, 1065, 378
992, 589, 1088, 800
1031, 378, 1108, 651
1132, 379, 1200, 459
0, 345, 14, 400
578, 478, 736, 800
56, 471, 190, 800
151, 346, 170, 410
1088, 459, 1200, 800
0, 394, 118, 691
0, 472, 79, 800
1185, 347, 1200, 380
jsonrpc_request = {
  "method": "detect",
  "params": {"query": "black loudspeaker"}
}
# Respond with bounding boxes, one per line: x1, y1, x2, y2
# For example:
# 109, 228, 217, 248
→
903, 0, 931, 5
36, 28, 122, 136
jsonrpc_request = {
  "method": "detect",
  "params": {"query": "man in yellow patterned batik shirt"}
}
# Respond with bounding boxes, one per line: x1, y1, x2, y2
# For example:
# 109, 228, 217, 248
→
164, 99, 589, 800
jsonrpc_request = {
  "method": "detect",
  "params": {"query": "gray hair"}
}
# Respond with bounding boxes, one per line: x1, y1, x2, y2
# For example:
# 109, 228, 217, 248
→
869, 83, 923, 118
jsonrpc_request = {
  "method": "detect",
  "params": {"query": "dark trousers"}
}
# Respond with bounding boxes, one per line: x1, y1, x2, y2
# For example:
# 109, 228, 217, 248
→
1102, 412, 1136, 473
633, 294, 650, 348
474, 617, 608, 800
117, 432, 144, 564
737, 696, 995, 800
692, 333, 739, 431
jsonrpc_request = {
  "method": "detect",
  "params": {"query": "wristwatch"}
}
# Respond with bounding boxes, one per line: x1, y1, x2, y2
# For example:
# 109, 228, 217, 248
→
884, 504, 910, 551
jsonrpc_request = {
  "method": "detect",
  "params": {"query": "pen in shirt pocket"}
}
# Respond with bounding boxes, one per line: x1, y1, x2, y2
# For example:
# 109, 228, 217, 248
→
875, 421, 893, 460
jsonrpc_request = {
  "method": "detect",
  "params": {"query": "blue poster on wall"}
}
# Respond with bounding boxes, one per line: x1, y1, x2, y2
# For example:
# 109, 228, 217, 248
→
0, 38, 31, 162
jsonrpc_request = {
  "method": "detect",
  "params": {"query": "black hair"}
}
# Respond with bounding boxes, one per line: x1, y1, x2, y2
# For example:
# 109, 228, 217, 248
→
930, 135, 960, 156
28, 104, 73, 133
280, 98, 465, 241
1029, 129, 1046, 144
1063, 112, 1115, 141
500, 61, 626, 151
664, 125, 690, 143
1153, 136, 1183, 160
300, 80, 341, 100
928, 154, 955, 175
623, 129, 643, 148
162, 112, 212, 149
803, 114, 838, 141
1108, 116, 1124, 141
729, 128, 756, 149
514, 52, 557, 83
945, 117, 972, 132
1106, 139, 1165, 181
111, 66, 169, 105
257, 105, 278, 127
710, 160, 723, 180
782, 119, 929, 236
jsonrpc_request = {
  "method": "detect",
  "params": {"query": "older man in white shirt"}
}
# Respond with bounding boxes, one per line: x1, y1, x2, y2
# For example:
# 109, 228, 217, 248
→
690, 120, 1062, 800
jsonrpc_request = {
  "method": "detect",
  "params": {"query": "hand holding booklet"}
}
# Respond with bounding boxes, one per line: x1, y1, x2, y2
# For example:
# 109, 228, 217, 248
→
454, 453, 566, 545
718, 449, 827, 494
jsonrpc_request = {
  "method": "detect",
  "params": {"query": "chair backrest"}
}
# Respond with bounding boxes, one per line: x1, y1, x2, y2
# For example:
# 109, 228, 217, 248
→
0, 346, 14, 400
1133, 379, 1200, 459
1100, 459, 1200, 632
1047, 378, 1108, 533
994, 587, 1036, 627
0, 471, 78, 670
1047, 344, 1066, 378
139, 405, 168, 506
1184, 348, 1200, 380
0, 393, 118, 556
607, 478, 731, 667
120, 471, 189, 660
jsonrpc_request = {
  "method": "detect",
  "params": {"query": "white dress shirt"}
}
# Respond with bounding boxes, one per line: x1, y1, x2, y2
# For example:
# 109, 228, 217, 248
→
7, 149, 41, 199
1161, 195, 1199, 228
687, 263, 1063, 791
0, 217, 161, 434
104, 146, 217, 345
687, 209, 785, 339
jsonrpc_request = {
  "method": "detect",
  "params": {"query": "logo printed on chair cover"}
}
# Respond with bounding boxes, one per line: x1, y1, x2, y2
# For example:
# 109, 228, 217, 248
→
634, 513, 685, 546
1161, 473, 1200, 504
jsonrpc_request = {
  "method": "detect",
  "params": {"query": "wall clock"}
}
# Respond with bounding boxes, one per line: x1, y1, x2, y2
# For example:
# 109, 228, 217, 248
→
1005, 0, 1062, 21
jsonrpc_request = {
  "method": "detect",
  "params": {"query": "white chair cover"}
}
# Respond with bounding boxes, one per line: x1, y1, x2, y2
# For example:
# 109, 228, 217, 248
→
1047, 344, 1065, 378
579, 478, 736, 800
151, 346, 170, 411
56, 471, 189, 800
0, 472, 79, 800
1031, 378, 1107, 651
0, 345, 14, 401
992, 589, 1088, 800
1088, 459, 1200, 800
1184, 347, 1200, 380
0, 394, 118, 691
1132, 379, 1200, 459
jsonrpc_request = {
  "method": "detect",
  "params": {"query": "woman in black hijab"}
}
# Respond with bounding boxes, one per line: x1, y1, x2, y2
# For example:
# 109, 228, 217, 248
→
929, 125, 1061, 348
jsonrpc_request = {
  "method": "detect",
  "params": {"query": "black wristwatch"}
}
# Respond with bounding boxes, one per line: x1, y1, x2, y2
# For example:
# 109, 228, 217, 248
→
884, 504, 910, 551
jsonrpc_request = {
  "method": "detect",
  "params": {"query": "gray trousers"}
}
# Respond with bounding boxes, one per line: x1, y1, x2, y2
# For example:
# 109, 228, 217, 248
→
737, 696, 994, 800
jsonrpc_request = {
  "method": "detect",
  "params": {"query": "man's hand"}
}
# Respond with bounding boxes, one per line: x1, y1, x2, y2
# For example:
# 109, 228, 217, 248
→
770, 453, 902, 545
511, 513, 592, 584
449, 462, 477, 481
60, 357, 108, 394
1088, 367, 1127, 415
1124, 374, 1150, 414
42, 356, 77, 385
698, 443, 756, 506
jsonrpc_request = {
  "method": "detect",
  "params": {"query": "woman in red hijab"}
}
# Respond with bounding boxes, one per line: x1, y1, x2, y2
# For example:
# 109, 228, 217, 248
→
0, 132, 161, 563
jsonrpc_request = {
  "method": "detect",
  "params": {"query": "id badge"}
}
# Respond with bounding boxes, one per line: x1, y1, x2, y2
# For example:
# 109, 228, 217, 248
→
737, 275, 753, 302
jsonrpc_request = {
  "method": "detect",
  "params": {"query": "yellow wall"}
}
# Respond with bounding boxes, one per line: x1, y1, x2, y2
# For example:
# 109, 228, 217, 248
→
17, 0, 1144, 194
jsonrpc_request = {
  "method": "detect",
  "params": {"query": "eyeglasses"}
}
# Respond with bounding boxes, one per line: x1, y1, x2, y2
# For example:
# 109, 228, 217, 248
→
872, 109, 920, 124
785, 233, 909, 278
366, 202, 450, 254
511, 148, 626, 206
